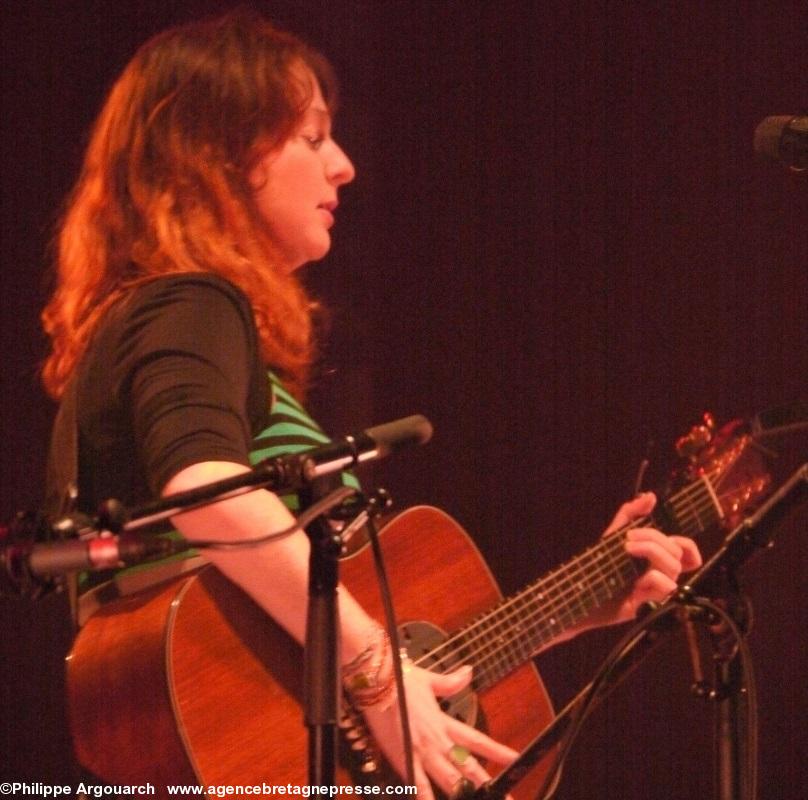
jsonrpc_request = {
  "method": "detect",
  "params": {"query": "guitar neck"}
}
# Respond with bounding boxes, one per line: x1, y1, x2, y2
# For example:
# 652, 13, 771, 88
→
416, 472, 723, 690
450, 532, 639, 691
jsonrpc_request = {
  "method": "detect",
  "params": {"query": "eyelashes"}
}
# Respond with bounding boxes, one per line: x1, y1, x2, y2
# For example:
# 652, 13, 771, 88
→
302, 133, 325, 151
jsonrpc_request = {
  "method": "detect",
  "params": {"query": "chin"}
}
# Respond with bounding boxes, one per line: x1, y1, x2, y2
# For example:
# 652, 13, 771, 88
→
305, 235, 332, 263
287, 247, 331, 273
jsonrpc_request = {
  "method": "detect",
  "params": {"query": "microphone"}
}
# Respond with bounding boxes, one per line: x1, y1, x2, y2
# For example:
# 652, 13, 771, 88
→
297, 414, 434, 480
27, 533, 190, 575
1, 414, 434, 592
1, 527, 190, 597
3, 531, 190, 584
753, 115, 808, 171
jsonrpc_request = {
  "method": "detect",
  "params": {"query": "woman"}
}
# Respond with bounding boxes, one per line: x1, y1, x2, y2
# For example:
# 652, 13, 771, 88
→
42, 10, 700, 797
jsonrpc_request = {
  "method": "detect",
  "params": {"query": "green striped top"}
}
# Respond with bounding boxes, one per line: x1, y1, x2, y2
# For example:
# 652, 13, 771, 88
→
253, 372, 361, 510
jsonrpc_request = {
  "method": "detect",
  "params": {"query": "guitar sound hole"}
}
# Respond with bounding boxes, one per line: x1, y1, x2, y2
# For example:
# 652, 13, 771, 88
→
399, 620, 479, 728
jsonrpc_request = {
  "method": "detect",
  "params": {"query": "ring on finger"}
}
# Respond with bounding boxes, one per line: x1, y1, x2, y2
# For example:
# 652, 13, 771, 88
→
447, 744, 471, 767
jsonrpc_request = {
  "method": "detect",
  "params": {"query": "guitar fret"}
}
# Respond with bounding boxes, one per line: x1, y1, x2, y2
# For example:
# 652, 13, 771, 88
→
413, 456, 757, 728
572, 549, 604, 615
479, 607, 515, 686
475, 615, 500, 673
605, 538, 635, 592
507, 598, 531, 663
456, 533, 636, 691
589, 547, 617, 604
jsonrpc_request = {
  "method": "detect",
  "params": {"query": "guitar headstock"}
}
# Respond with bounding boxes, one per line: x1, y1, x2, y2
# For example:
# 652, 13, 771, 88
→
662, 414, 772, 542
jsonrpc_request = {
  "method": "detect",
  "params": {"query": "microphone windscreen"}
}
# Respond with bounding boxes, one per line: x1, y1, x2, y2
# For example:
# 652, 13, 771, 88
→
365, 415, 433, 457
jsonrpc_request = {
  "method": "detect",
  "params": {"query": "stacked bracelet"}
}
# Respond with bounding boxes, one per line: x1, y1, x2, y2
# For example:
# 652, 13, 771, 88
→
342, 627, 396, 711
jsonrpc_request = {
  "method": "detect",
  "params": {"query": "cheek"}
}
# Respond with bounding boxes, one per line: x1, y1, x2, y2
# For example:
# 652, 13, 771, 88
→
252, 179, 294, 232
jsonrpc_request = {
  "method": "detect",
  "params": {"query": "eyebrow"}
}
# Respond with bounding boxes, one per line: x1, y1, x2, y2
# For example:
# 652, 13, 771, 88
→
305, 105, 330, 119
303, 106, 332, 125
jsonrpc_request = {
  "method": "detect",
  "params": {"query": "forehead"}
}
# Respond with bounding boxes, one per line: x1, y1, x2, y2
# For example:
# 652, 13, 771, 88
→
289, 61, 323, 101
298, 69, 328, 115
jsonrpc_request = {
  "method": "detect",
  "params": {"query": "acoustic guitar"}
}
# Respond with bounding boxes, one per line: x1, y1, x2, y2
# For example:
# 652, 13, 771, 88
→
67, 424, 769, 797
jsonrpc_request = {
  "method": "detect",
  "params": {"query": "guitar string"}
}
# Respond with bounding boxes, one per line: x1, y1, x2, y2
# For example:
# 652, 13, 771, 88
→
676, 447, 751, 524
423, 494, 734, 687
661, 465, 732, 532
411, 484, 711, 677
669, 443, 747, 520
412, 472, 741, 683
420, 538, 637, 688
411, 472, 716, 674
469, 538, 637, 688
430, 477, 727, 684
473, 462, 759, 685
455, 458, 755, 684
411, 531, 635, 677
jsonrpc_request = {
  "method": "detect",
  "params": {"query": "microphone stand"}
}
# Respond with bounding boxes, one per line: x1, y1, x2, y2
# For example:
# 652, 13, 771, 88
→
3, 415, 432, 790
299, 477, 344, 787
471, 463, 808, 800
695, 463, 808, 800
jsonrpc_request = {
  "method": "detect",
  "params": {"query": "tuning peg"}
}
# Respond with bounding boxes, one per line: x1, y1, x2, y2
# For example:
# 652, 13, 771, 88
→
675, 412, 716, 460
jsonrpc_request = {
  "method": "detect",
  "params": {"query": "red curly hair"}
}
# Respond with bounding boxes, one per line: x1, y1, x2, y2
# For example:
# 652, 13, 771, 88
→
42, 9, 336, 400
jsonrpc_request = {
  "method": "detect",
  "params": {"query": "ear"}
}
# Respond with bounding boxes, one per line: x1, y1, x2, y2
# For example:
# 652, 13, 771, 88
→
247, 155, 269, 191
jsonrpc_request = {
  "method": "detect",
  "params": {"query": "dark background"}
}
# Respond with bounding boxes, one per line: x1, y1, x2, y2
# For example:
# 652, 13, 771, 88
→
1, 0, 806, 795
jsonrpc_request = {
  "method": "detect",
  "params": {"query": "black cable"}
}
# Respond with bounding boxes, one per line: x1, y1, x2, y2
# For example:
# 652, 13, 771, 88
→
182, 485, 358, 550
533, 597, 757, 800
187, 486, 418, 785
533, 605, 678, 800
365, 512, 416, 788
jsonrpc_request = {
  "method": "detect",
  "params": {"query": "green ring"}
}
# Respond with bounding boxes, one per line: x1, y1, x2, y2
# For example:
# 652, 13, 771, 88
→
448, 744, 471, 767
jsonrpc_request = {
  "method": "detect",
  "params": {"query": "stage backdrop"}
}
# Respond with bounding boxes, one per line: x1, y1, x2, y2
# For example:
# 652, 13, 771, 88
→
2, 1, 806, 795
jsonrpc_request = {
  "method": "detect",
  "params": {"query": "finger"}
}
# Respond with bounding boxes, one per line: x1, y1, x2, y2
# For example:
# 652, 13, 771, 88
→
625, 539, 682, 580
421, 746, 468, 797
605, 492, 656, 534
631, 569, 678, 603
413, 759, 436, 800
446, 717, 520, 764
626, 525, 683, 554
452, 753, 493, 788
625, 530, 684, 576
427, 664, 473, 697
425, 743, 493, 796
669, 535, 702, 570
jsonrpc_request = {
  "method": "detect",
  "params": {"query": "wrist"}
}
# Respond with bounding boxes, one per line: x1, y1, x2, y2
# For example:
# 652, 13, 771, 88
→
342, 626, 396, 711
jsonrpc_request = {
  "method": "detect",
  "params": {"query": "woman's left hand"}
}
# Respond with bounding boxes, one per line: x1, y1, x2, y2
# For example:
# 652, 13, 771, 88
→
589, 492, 702, 627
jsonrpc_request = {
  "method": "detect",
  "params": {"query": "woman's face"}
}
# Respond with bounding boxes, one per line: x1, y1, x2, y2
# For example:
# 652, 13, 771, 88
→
249, 75, 355, 271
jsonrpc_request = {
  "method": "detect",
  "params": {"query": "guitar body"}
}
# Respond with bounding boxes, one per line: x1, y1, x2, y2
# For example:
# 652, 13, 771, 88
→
68, 507, 555, 796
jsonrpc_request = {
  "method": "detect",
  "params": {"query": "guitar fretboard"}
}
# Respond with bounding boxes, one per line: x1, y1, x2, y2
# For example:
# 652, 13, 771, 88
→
414, 470, 724, 688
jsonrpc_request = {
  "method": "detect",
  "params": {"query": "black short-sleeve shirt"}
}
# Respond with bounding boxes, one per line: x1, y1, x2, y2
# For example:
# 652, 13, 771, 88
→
63, 273, 270, 515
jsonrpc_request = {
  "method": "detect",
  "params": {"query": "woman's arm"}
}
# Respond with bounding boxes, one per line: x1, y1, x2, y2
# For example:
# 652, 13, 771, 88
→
163, 460, 517, 799
164, 460, 372, 660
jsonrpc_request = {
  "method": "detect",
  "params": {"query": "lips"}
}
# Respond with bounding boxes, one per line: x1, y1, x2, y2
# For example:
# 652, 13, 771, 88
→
317, 201, 337, 227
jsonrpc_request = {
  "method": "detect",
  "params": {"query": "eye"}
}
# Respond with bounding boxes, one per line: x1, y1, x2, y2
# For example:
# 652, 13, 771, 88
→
302, 133, 325, 151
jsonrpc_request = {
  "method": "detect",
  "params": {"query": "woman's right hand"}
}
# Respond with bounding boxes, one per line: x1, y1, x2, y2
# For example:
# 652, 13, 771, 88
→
361, 663, 518, 800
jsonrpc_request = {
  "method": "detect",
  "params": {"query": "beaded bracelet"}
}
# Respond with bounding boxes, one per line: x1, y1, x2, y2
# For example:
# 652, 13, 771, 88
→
342, 627, 396, 711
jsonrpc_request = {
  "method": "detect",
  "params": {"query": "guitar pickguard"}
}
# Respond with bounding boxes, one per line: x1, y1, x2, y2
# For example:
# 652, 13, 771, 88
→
400, 620, 479, 725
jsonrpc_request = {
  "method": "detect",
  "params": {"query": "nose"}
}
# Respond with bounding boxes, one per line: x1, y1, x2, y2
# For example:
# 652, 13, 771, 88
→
327, 141, 355, 187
